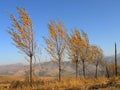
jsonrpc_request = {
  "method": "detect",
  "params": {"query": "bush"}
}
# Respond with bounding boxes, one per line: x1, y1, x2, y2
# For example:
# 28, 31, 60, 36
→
10, 81, 23, 88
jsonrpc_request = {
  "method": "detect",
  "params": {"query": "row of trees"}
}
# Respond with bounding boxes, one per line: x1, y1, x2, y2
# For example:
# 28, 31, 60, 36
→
44, 19, 103, 80
8, 7, 118, 86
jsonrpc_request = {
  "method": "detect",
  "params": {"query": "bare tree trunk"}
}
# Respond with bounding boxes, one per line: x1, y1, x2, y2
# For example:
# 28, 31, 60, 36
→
115, 43, 117, 76
106, 66, 109, 78
95, 64, 98, 78
76, 60, 78, 79
30, 55, 32, 87
82, 60, 85, 78
59, 58, 61, 82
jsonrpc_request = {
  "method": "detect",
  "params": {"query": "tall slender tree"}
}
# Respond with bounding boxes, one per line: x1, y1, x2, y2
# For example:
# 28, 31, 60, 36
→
68, 30, 92, 78
8, 7, 36, 86
67, 29, 83, 79
79, 31, 92, 78
44, 19, 67, 81
91, 45, 103, 78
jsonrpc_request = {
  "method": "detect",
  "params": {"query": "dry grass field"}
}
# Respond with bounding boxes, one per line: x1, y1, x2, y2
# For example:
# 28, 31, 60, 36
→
0, 75, 120, 90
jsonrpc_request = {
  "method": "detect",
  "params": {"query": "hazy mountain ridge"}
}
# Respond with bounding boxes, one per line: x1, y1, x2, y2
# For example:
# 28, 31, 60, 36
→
0, 63, 24, 75
0, 54, 120, 76
104, 53, 120, 65
0, 61, 76, 76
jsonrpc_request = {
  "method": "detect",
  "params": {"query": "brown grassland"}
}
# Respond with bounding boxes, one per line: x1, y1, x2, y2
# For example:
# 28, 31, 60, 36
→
0, 75, 120, 90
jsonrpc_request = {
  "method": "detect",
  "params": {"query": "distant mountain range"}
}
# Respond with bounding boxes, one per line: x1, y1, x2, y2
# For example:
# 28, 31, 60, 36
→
0, 63, 24, 75
0, 61, 75, 76
104, 53, 120, 65
0, 54, 119, 76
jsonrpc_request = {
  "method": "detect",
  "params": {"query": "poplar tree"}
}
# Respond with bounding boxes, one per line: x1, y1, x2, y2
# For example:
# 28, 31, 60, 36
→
8, 7, 36, 86
91, 45, 103, 78
68, 30, 92, 78
44, 19, 67, 81
67, 29, 83, 79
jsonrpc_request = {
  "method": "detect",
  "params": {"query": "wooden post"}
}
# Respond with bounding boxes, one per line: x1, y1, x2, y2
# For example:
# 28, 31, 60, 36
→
115, 43, 117, 76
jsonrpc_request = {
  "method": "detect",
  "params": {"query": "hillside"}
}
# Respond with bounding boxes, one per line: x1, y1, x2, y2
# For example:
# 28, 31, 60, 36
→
0, 53, 120, 76
0, 63, 24, 75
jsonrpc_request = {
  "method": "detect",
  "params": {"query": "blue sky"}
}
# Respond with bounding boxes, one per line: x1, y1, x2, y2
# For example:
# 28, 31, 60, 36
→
0, 0, 120, 65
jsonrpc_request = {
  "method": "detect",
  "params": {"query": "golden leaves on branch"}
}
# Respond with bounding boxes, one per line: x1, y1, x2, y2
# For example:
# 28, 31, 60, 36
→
49, 24, 56, 39
91, 45, 103, 64
8, 7, 36, 57
44, 19, 67, 62
68, 29, 103, 65
68, 29, 87, 63
44, 19, 68, 81
17, 7, 33, 27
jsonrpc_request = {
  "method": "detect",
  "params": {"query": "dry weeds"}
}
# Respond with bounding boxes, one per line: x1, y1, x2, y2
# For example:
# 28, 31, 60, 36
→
0, 75, 120, 90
